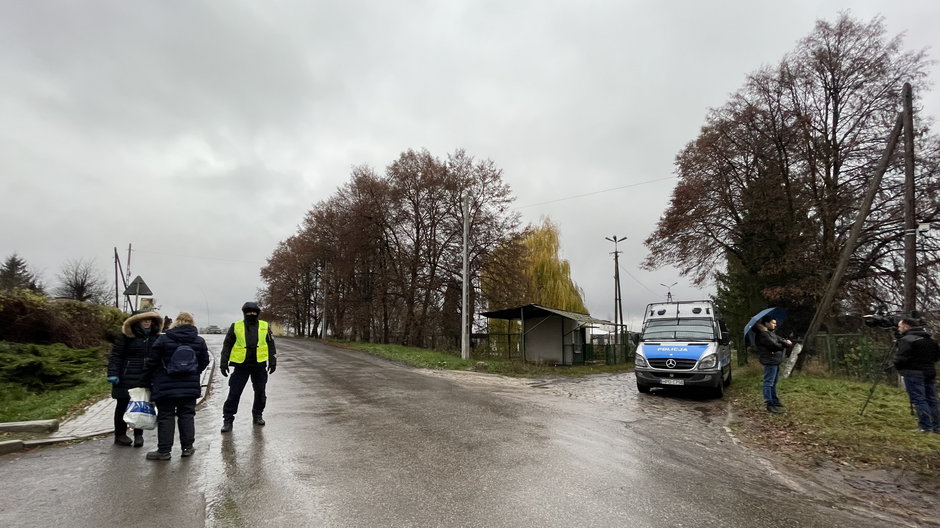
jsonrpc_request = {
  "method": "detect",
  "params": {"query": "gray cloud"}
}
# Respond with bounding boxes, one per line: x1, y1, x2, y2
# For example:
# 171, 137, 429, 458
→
2, 0, 938, 329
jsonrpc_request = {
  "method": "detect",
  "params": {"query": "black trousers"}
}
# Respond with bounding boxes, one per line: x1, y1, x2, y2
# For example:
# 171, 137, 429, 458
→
155, 397, 197, 453
113, 397, 144, 436
222, 363, 268, 420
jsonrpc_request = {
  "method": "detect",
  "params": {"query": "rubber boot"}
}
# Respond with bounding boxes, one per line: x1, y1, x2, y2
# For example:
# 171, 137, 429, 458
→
133, 429, 144, 448
114, 433, 132, 446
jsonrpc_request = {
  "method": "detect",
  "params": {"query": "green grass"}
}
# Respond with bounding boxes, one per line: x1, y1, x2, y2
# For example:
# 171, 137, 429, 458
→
0, 341, 111, 423
328, 339, 634, 377
0, 374, 110, 423
726, 363, 940, 472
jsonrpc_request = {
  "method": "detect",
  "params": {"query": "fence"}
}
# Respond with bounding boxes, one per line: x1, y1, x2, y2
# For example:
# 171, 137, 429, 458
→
776, 332, 898, 384
469, 335, 632, 366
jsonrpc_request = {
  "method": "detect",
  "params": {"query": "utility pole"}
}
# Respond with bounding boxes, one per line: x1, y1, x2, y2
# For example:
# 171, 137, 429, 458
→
660, 282, 677, 303
124, 243, 132, 313
461, 195, 470, 360
902, 82, 917, 313
605, 236, 627, 353
783, 111, 906, 378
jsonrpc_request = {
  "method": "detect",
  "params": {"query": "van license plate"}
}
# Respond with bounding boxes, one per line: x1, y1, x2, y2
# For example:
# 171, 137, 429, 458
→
660, 379, 684, 386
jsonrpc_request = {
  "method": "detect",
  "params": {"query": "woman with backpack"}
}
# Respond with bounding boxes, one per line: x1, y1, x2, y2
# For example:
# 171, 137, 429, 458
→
108, 310, 163, 447
141, 312, 209, 460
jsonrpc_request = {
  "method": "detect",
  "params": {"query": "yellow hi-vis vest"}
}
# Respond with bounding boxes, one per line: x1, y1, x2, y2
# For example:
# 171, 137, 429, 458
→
231, 320, 269, 363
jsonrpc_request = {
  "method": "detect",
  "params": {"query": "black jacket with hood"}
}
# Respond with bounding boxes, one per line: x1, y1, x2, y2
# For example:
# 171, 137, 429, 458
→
143, 324, 210, 401
107, 311, 163, 399
894, 326, 939, 376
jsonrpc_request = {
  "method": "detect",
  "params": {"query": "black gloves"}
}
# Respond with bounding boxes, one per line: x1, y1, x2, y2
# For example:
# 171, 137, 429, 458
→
267, 361, 276, 374
220, 362, 229, 377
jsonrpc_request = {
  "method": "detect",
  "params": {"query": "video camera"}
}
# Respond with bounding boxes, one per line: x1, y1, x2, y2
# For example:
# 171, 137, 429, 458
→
862, 305, 924, 330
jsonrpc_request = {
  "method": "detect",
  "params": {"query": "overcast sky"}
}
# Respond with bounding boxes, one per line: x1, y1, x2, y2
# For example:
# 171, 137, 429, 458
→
2, 1, 938, 332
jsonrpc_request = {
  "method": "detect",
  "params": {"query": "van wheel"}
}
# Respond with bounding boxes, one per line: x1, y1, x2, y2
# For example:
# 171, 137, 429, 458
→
637, 383, 651, 393
711, 379, 725, 399
723, 368, 733, 387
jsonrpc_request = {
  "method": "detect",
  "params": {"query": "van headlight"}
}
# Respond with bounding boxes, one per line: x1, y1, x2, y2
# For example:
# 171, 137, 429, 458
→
634, 353, 648, 368
698, 354, 717, 369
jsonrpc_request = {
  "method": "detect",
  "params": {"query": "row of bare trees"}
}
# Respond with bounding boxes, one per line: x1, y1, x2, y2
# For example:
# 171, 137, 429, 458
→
260, 149, 521, 348
644, 14, 940, 337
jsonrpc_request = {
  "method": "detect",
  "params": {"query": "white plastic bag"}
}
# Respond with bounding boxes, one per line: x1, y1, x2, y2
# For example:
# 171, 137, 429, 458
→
123, 387, 157, 430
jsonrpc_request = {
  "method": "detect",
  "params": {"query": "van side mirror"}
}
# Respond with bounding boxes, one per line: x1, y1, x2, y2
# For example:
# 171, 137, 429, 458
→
631, 333, 640, 345
718, 335, 730, 346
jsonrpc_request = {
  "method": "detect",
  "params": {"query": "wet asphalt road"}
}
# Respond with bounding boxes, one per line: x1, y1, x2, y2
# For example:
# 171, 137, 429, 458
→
0, 337, 920, 527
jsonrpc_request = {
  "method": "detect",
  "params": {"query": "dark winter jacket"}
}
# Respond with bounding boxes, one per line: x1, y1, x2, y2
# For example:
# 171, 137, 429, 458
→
755, 324, 789, 366
142, 324, 210, 401
107, 311, 163, 399
894, 327, 939, 376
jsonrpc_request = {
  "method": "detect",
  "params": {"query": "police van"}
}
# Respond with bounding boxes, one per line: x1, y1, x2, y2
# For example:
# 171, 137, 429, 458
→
633, 300, 732, 397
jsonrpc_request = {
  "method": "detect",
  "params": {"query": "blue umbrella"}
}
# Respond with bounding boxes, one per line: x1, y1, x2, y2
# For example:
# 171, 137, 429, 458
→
743, 307, 787, 346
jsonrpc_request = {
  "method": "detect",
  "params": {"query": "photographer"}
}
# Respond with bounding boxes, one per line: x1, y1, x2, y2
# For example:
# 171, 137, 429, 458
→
894, 318, 940, 434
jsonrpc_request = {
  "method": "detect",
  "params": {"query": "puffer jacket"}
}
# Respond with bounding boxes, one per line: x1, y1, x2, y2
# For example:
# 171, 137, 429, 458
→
894, 327, 938, 376
755, 323, 789, 366
143, 324, 210, 401
107, 311, 163, 399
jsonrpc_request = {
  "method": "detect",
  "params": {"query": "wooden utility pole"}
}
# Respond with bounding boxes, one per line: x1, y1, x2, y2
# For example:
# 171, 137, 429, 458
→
605, 236, 627, 353
461, 195, 470, 360
783, 112, 906, 378
902, 82, 917, 313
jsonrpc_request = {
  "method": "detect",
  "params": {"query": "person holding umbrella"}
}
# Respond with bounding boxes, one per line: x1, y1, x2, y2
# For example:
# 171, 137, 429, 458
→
754, 315, 792, 413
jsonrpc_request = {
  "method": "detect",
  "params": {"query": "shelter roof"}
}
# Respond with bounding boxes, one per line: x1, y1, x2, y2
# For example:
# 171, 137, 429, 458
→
480, 304, 612, 326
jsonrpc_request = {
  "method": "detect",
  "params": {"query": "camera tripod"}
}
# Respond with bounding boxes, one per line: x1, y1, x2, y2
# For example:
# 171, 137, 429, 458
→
859, 341, 901, 416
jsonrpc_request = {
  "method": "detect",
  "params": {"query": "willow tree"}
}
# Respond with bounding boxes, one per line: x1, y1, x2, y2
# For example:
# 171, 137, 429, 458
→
481, 217, 588, 351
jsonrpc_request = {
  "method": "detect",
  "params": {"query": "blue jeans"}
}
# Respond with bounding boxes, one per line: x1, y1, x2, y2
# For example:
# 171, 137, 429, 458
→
762, 364, 781, 406
901, 371, 940, 431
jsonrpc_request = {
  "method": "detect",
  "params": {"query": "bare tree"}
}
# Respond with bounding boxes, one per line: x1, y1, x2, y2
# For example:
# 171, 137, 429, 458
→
54, 258, 111, 303
644, 13, 940, 328
260, 148, 520, 347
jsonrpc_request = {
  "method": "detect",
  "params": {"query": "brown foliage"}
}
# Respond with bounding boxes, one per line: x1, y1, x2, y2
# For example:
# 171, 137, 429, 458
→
645, 13, 940, 313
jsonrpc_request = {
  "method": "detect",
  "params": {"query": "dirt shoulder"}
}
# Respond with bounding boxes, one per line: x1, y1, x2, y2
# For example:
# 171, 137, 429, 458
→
725, 402, 940, 526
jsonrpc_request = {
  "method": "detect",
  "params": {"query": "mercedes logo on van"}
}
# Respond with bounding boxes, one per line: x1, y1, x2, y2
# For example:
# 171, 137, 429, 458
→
665, 358, 677, 368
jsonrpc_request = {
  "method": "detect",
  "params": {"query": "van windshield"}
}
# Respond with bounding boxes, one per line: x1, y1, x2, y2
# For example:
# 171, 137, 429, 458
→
642, 319, 715, 341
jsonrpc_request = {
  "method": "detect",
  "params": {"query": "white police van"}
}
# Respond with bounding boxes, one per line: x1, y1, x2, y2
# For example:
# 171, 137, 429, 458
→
633, 300, 732, 398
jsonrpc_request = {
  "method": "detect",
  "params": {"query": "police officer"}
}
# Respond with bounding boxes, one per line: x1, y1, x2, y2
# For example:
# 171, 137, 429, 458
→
219, 302, 277, 433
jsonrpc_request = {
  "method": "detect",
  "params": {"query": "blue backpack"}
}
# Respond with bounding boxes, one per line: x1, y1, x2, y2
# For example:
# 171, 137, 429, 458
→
166, 344, 199, 376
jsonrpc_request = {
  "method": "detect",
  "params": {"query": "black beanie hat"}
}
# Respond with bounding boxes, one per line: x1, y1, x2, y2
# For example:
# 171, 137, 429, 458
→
241, 301, 261, 314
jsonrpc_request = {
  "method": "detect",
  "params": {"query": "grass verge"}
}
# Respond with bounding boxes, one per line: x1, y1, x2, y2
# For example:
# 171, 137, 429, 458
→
0, 374, 110, 423
726, 362, 940, 473
0, 341, 111, 424
327, 339, 634, 377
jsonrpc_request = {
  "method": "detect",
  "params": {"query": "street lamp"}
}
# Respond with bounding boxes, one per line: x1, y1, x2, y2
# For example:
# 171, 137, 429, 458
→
660, 282, 677, 303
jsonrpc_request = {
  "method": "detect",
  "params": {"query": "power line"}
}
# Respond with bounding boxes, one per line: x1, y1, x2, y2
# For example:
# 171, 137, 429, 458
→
132, 248, 257, 265
516, 176, 677, 209
618, 262, 659, 297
